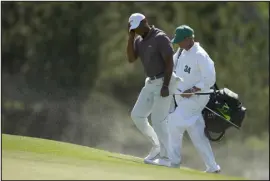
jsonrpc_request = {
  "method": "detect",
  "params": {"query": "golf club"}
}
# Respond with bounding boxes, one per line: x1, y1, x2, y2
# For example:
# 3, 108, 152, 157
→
204, 106, 240, 130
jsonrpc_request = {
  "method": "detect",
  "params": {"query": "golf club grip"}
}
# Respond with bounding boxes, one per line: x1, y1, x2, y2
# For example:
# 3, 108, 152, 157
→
175, 88, 215, 96
194, 92, 215, 95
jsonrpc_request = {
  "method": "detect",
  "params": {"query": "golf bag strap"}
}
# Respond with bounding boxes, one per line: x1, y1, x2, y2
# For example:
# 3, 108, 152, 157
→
172, 48, 183, 109
204, 129, 226, 142
173, 48, 184, 73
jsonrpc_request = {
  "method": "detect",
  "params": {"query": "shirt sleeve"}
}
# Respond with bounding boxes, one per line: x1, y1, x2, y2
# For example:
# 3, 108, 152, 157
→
194, 53, 216, 90
156, 34, 174, 61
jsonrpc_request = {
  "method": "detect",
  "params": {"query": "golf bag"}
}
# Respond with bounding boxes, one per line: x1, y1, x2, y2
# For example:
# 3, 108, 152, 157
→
202, 84, 247, 142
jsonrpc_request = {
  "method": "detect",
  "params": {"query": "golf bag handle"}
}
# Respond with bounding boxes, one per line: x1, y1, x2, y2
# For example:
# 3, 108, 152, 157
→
212, 83, 219, 91
204, 129, 226, 142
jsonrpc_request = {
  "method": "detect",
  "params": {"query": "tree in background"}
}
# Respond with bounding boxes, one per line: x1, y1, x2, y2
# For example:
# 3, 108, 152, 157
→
1, 2, 269, 142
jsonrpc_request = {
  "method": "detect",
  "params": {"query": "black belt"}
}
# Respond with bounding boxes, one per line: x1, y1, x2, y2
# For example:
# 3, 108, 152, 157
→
149, 72, 164, 80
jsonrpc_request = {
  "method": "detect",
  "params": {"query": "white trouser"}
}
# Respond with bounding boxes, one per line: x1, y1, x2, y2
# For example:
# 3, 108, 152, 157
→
131, 73, 180, 157
167, 94, 220, 171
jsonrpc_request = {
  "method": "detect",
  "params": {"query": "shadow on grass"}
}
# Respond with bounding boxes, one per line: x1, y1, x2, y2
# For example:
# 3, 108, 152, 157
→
107, 155, 143, 164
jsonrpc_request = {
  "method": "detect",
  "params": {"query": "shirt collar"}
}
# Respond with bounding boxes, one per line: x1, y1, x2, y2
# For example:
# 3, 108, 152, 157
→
142, 25, 155, 40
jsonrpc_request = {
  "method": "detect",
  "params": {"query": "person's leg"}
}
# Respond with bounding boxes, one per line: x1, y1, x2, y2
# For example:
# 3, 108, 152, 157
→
151, 93, 174, 158
167, 112, 186, 166
187, 116, 221, 172
131, 86, 160, 160
150, 75, 179, 158
148, 108, 186, 167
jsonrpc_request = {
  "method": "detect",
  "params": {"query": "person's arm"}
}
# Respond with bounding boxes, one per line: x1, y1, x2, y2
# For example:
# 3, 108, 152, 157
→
126, 29, 138, 63
156, 35, 174, 87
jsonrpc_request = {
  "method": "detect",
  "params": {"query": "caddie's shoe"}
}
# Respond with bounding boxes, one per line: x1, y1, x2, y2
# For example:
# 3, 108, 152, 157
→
170, 162, 181, 168
144, 145, 160, 164
204, 165, 221, 174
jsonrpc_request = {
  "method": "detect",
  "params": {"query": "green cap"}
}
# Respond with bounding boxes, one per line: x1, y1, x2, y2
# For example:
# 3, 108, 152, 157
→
171, 25, 194, 44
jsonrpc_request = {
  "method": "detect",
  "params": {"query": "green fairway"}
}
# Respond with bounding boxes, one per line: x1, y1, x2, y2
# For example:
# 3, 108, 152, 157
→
2, 134, 245, 180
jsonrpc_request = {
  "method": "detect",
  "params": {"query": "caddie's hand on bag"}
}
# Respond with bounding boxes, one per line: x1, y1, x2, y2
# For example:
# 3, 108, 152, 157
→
180, 89, 193, 98
181, 87, 201, 98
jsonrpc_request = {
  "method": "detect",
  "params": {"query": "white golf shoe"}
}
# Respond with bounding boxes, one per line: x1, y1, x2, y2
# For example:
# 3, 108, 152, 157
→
144, 145, 160, 164
151, 158, 172, 167
204, 165, 221, 174
145, 157, 180, 168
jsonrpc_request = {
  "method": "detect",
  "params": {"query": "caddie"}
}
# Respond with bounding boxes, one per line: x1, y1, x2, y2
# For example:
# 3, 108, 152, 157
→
126, 13, 181, 163
151, 25, 221, 173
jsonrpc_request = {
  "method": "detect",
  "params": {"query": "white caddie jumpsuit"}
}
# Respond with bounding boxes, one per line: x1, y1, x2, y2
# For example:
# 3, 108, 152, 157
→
167, 42, 220, 172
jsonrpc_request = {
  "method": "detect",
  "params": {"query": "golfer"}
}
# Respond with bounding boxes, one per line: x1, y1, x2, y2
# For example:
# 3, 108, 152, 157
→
126, 13, 180, 163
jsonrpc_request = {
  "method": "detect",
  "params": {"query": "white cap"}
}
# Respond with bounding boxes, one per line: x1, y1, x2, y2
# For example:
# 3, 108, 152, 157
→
128, 13, 145, 31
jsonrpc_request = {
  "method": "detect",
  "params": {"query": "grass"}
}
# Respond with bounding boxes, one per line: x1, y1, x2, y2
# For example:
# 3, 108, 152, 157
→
2, 134, 245, 180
